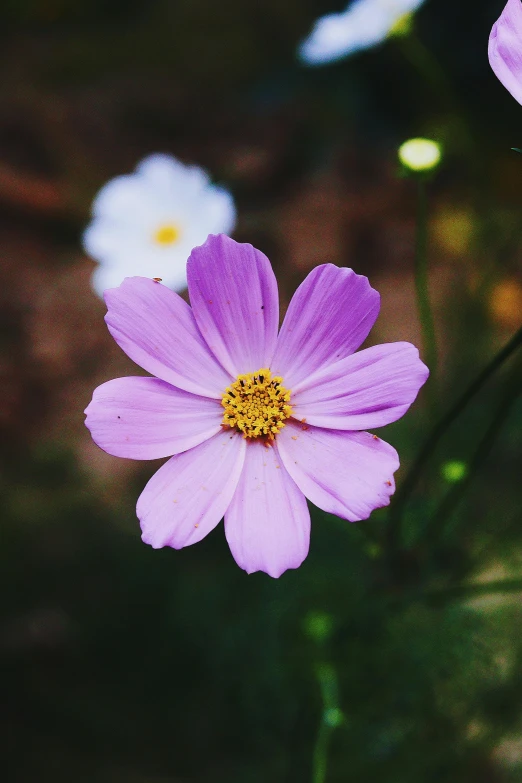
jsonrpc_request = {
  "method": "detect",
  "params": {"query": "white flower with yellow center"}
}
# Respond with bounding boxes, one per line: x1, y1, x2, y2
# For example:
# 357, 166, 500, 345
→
299, 0, 426, 65
83, 154, 236, 296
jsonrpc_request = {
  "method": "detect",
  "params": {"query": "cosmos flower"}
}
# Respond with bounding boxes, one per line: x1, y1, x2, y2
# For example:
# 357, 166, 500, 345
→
85, 234, 428, 578
298, 0, 425, 65
489, 0, 522, 105
83, 154, 236, 297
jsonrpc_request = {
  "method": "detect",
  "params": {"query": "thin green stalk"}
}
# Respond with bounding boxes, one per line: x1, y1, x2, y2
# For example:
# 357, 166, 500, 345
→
311, 663, 343, 783
414, 178, 438, 404
427, 358, 522, 536
396, 30, 454, 107
312, 719, 332, 783
387, 324, 522, 547
395, 31, 478, 164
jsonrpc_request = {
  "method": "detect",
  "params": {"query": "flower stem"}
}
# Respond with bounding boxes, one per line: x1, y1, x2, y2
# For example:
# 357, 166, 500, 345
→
387, 324, 522, 546
311, 663, 343, 783
395, 30, 477, 163
427, 356, 522, 536
312, 718, 332, 783
396, 31, 453, 109
414, 178, 438, 409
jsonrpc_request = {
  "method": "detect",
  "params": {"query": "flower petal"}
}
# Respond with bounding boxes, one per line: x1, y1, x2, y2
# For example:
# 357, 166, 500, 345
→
196, 187, 236, 236
291, 342, 429, 430
85, 376, 223, 460
186, 234, 279, 376
271, 264, 380, 388
90, 253, 190, 298
224, 440, 310, 578
298, 5, 388, 65
489, 0, 522, 105
91, 261, 139, 299
298, 0, 425, 65
83, 219, 147, 268
104, 277, 232, 398
138, 430, 246, 549
136, 153, 211, 200
90, 173, 160, 226
277, 422, 399, 522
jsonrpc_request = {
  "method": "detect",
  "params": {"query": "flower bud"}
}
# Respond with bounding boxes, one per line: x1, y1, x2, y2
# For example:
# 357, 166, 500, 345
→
398, 137, 442, 173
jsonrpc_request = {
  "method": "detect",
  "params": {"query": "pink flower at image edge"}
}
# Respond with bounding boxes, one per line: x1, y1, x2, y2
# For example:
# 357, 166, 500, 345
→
85, 234, 429, 577
489, 0, 522, 105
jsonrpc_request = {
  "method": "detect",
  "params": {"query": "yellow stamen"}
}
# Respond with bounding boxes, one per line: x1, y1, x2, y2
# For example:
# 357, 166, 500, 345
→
221, 368, 292, 441
153, 223, 181, 246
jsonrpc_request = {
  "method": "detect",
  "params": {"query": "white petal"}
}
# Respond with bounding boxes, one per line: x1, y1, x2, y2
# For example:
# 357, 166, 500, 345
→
137, 153, 211, 199
299, 0, 425, 64
86, 154, 236, 296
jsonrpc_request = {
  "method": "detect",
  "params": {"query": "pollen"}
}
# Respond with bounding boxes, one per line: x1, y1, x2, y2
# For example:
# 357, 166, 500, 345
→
221, 368, 292, 441
153, 223, 181, 246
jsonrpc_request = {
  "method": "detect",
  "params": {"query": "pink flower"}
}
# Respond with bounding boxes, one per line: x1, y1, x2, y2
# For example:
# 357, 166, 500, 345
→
85, 235, 428, 577
489, 0, 522, 105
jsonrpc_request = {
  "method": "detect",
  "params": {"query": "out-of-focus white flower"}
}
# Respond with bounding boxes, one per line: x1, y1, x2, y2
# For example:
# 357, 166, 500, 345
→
298, 0, 425, 65
83, 154, 236, 296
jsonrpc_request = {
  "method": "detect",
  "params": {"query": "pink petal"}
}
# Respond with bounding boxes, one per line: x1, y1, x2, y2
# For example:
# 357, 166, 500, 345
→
277, 422, 399, 522
85, 376, 223, 460
186, 235, 279, 376
104, 277, 232, 398
291, 342, 429, 430
489, 0, 522, 105
138, 430, 246, 549
271, 265, 380, 388
224, 440, 310, 578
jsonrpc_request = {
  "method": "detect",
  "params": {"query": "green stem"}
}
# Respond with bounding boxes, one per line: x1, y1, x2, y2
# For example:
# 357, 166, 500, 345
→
312, 719, 332, 783
387, 324, 522, 546
395, 30, 478, 163
311, 663, 342, 783
427, 358, 522, 536
414, 178, 438, 403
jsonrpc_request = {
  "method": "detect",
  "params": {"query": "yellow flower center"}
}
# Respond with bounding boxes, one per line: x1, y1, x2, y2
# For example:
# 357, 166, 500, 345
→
154, 223, 181, 246
221, 368, 292, 441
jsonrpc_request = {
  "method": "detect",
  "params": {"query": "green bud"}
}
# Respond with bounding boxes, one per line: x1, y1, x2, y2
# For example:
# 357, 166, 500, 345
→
324, 707, 344, 728
441, 460, 468, 483
303, 611, 334, 644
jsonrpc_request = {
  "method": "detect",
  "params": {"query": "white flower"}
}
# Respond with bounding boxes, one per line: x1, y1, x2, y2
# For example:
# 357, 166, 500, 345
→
83, 154, 236, 296
298, 0, 425, 65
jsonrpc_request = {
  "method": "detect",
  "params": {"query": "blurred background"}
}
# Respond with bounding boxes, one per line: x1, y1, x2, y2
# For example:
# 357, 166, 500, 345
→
1, 0, 522, 781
